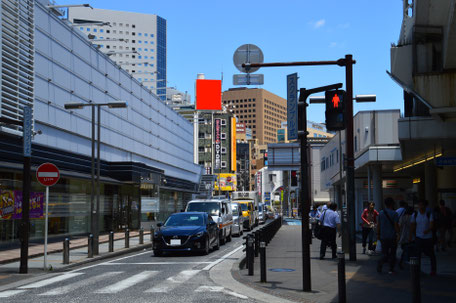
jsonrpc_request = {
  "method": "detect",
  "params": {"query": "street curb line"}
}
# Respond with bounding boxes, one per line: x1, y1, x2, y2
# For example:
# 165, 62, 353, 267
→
53, 243, 152, 272
0, 233, 150, 265
232, 245, 314, 303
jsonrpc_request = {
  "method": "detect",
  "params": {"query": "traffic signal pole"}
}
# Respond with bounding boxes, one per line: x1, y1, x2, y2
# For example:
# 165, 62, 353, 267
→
245, 57, 358, 261
344, 55, 357, 262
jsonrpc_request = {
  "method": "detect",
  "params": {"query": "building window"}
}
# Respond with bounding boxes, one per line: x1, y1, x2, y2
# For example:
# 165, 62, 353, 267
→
221, 133, 226, 140
221, 161, 227, 168
221, 147, 227, 154
221, 119, 226, 126
198, 146, 204, 152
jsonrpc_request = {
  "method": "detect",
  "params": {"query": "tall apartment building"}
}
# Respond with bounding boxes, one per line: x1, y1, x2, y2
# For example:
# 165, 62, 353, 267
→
278, 121, 333, 143
68, 7, 167, 99
222, 88, 287, 144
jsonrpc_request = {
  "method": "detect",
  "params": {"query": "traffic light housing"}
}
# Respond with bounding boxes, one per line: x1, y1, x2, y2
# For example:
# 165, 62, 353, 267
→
325, 90, 346, 131
291, 170, 298, 186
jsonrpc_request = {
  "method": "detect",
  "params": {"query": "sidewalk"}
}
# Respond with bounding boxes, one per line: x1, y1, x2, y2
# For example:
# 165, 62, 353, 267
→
234, 224, 456, 303
0, 231, 152, 285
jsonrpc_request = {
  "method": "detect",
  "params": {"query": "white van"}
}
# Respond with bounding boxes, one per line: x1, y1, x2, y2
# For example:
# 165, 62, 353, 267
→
185, 199, 233, 244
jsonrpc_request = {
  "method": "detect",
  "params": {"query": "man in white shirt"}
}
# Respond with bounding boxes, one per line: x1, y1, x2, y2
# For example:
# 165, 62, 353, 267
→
410, 200, 436, 275
319, 202, 341, 259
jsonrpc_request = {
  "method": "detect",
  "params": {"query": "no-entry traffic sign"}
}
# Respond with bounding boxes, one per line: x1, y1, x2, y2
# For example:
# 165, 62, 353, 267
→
36, 163, 60, 187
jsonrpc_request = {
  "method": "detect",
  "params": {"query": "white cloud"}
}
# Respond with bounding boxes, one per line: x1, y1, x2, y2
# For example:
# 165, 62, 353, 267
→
313, 19, 326, 29
330, 42, 338, 48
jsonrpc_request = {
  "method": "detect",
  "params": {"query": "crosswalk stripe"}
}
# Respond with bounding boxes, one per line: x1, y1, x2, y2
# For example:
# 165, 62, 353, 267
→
0, 290, 27, 298
19, 273, 83, 289
39, 271, 122, 296
195, 286, 248, 299
146, 270, 200, 293
95, 271, 157, 294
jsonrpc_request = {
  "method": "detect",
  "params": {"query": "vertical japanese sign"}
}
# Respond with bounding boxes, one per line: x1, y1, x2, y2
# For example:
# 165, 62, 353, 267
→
287, 73, 298, 141
214, 118, 221, 170
231, 117, 237, 172
23, 105, 32, 157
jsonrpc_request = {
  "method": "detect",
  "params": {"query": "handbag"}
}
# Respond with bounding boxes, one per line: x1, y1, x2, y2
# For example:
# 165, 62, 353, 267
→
314, 210, 327, 240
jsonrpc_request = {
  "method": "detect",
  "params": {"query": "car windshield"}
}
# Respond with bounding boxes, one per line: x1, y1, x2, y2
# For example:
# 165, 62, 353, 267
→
239, 203, 248, 211
164, 214, 204, 227
186, 202, 220, 216
259, 204, 263, 212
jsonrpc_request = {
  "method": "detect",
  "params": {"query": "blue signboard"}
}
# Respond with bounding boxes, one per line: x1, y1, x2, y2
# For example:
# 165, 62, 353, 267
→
435, 157, 456, 166
23, 106, 32, 157
287, 73, 298, 141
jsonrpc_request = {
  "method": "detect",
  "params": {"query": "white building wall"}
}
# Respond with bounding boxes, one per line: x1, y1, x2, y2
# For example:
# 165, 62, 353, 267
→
67, 7, 163, 95
33, 1, 200, 183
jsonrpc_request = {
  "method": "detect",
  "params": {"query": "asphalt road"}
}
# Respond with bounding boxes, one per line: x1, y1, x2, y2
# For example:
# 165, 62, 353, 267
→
0, 229, 259, 303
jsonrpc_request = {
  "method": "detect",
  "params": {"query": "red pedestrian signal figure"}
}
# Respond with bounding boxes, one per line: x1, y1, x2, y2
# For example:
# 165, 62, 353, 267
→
325, 90, 346, 131
332, 94, 340, 108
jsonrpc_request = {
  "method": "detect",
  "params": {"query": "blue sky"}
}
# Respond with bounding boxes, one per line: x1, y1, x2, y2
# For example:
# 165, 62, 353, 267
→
57, 0, 404, 122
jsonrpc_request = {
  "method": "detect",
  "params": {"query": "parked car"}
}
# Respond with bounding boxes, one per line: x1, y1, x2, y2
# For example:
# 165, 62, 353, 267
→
153, 212, 219, 256
258, 203, 266, 224
231, 202, 244, 236
185, 199, 233, 244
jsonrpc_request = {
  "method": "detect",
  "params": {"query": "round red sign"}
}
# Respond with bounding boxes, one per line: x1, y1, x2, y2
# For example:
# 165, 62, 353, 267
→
36, 163, 60, 187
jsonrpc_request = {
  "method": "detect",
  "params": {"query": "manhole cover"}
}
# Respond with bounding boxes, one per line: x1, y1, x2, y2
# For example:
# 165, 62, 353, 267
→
269, 268, 295, 272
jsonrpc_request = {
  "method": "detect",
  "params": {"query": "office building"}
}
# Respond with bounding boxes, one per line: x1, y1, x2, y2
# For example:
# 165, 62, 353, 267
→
222, 88, 287, 144
68, 7, 167, 99
0, 0, 200, 245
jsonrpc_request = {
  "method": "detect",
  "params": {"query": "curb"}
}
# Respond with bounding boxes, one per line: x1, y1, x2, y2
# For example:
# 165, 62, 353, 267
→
53, 243, 152, 272
0, 233, 150, 265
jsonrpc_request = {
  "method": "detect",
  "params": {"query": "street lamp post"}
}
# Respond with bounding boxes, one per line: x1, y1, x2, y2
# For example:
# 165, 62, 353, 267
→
64, 101, 127, 255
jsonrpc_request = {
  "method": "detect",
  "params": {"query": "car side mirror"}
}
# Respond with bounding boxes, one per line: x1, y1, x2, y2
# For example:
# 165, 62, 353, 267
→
157, 222, 163, 228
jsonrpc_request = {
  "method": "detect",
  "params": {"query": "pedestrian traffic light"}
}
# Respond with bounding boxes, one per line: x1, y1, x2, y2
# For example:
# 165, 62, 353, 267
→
291, 170, 298, 186
325, 90, 346, 131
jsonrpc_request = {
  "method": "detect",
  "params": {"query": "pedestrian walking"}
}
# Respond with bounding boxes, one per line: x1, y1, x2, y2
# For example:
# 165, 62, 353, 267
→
361, 202, 379, 254
410, 200, 437, 275
377, 197, 400, 274
396, 200, 407, 218
398, 206, 414, 269
309, 205, 320, 237
319, 202, 341, 260
438, 200, 453, 251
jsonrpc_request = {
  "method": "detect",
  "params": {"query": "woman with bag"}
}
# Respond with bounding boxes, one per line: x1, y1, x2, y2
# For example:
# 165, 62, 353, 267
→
361, 202, 379, 254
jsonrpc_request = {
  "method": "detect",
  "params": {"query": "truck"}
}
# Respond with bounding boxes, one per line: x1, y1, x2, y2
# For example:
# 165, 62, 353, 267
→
231, 191, 260, 227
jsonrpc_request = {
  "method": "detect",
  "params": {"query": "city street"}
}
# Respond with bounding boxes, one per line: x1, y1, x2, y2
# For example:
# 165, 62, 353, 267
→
0, 234, 257, 303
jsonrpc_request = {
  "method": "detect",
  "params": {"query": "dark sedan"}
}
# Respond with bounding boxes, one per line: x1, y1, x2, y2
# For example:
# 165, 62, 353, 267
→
153, 212, 220, 256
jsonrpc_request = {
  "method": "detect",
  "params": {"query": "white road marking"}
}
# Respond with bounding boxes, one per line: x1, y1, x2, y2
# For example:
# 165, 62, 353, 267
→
40, 271, 122, 296
0, 290, 27, 298
19, 273, 83, 289
95, 271, 157, 293
195, 285, 248, 300
102, 262, 212, 265
202, 245, 243, 271
146, 270, 200, 293
68, 250, 152, 273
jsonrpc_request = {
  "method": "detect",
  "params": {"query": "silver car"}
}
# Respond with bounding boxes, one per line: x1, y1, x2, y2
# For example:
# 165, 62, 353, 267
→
231, 202, 244, 236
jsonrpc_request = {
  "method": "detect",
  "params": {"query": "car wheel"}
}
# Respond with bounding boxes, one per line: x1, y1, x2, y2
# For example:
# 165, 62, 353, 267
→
226, 228, 232, 242
154, 250, 162, 257
220, 230, 226, 245
203, 237, 210, 255
214, 234, 220, 250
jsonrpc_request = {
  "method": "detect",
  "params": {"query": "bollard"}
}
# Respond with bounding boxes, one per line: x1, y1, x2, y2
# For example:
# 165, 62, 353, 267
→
260, 241, 267, 283
254, 230, 260, 257
63, 238, 70, 264
150, 227, 155, 243
410, 257, 421, 303
337, 249, 346, 303
109, 231, 114, 252
125, 229, 130, 248
248, 235, 254, 276
88, 234, 93, 258
139, 228, 144, 244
